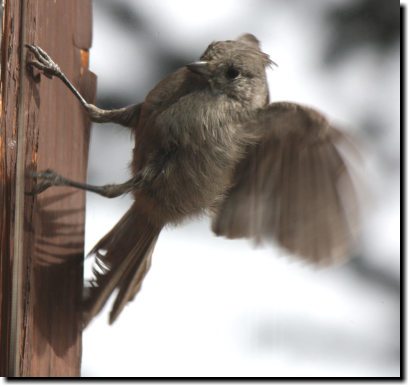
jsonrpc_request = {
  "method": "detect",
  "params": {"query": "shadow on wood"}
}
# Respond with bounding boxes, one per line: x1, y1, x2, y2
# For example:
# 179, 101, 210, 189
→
0, 0, 96, 377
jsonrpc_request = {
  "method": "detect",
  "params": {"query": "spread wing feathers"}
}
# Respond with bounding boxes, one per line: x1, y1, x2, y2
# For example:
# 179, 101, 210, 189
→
212, 102, 360, 264
83, 203, 161, 326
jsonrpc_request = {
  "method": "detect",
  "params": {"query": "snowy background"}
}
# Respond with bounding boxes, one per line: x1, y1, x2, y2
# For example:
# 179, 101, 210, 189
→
81, 0, 400, 377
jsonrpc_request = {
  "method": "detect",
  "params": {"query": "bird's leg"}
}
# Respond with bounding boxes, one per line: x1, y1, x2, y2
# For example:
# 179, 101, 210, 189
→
28, 169, 140, 198
25, 44, 141, 127
26, 44, 91, 111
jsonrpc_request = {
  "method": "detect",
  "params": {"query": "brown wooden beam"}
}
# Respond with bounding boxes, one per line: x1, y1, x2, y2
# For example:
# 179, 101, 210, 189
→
0, 0, 96, 376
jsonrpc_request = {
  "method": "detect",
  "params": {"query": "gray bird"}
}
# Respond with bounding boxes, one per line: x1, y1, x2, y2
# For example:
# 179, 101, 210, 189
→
26, 34, 360, 326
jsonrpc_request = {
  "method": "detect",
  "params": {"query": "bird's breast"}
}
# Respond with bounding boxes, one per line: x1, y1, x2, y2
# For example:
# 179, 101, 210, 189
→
140, 93, 249, 222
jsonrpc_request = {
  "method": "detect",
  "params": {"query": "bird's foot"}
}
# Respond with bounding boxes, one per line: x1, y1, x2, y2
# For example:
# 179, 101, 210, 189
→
27, 169, 63, 195
26, 44, 62, 79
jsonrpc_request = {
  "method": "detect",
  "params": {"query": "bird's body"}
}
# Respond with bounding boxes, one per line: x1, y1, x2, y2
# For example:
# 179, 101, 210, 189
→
27, 34, 360, 326
132, 69, 244, 225
132, 38, 271, 225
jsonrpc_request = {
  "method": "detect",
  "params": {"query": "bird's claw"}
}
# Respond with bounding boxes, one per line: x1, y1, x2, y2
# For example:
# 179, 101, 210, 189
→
27, 169, 62, 195
25, 44, 61, 79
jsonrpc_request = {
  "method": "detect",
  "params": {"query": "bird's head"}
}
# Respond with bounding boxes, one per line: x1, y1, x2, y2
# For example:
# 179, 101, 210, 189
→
187, 34, 275, 108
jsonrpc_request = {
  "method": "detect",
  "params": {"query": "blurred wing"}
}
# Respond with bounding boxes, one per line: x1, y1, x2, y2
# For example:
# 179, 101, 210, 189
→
212, 102, 361, 264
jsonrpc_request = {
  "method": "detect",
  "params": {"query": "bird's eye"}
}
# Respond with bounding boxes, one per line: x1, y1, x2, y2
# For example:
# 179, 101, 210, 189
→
225, 67, 240, 79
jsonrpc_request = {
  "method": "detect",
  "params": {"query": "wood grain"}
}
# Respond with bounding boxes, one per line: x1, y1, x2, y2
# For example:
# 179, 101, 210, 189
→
0, 0, 96, 376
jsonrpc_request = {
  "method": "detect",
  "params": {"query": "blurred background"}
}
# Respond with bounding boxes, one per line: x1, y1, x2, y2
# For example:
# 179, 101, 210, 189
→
81, 0, 400, 377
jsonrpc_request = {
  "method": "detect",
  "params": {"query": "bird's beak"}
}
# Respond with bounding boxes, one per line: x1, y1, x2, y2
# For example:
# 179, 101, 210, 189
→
186, 61, 210, 77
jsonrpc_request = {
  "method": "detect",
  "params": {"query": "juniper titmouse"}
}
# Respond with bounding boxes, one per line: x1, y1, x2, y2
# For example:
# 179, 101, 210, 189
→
26, 34, 360, 325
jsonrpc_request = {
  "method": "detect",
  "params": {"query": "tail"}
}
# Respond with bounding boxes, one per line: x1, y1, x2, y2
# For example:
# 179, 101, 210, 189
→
83, 203, 161, 326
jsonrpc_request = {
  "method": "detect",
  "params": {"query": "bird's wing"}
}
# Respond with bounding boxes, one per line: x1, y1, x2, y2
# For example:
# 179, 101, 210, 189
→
212, 102, 361, 264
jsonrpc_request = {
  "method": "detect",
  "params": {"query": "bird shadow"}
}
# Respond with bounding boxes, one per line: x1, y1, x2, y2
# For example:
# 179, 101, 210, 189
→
25, 190, 85, 358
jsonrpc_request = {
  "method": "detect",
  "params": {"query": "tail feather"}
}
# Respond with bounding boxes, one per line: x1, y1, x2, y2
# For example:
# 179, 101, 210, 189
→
109, 234, 158, 324
83, 203, 161, 326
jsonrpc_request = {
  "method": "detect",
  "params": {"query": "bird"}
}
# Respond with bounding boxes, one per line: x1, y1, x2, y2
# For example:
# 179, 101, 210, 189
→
26, 33, 360, 326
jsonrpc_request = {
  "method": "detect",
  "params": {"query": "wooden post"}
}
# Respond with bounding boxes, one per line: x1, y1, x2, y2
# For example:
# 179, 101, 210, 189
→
0, 0, 95, 376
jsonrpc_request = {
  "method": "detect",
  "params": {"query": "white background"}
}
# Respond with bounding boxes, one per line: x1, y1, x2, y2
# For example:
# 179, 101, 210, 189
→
79, 0, 401, 378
